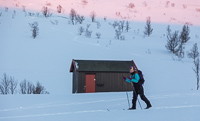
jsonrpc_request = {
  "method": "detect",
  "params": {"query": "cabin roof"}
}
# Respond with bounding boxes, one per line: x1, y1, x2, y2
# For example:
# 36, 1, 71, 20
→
70, 59, 137, 72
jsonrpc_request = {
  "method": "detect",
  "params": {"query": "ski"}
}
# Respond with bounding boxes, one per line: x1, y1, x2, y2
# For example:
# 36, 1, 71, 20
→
106, 109, 126, 111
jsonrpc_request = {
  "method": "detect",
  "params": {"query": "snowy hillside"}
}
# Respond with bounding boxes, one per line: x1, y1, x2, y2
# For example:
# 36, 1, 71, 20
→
0, 0, 200, 121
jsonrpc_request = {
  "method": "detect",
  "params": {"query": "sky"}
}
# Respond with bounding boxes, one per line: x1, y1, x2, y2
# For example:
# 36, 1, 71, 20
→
0, 0, 199, 26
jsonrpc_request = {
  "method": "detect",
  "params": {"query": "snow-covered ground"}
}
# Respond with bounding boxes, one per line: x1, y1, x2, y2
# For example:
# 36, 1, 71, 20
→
0, 0, 200, 121
1, 92, 200, 121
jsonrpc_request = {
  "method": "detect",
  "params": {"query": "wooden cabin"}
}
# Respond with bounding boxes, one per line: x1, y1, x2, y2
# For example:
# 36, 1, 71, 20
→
69, 59, 138, 93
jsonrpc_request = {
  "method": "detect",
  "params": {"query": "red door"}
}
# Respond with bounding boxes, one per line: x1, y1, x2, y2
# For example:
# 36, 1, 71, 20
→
85, 74, 96, 93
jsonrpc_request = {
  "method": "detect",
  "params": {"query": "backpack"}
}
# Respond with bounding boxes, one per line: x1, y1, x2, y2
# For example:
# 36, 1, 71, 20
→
138, 70, 145, 85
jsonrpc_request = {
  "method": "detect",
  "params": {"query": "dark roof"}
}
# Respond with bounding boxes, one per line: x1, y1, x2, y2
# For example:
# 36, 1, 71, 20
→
70, 59, 137, 72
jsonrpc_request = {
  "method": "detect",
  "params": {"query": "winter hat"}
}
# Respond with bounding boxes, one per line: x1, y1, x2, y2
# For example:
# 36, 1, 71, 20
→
129, 66, 136, 71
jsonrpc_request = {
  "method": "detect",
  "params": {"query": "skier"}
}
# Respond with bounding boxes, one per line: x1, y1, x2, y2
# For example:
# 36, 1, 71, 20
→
123, 66, 152, 110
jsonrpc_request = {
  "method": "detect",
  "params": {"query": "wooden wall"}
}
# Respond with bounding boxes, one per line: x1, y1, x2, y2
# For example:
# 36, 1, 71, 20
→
75, 72, 133, 93
96, 72, 132, 92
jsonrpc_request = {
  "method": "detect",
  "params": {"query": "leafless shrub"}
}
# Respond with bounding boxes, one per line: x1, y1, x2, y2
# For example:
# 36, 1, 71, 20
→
90, 11, 96, 22
42, 6, 51, 17
28, 12, 34, 16
29, 22, 39, 39
33, 82, 43, 94
12, 10, 16, 19
165, 1, 170, 8
20, 79, 27, 94
27, 81, 35, 94
115, 27, 122, 39
165, 26, 179, 54
78, 26, 84, 35
171, 3, 175, 7
104, 16, 107, 21
69, 8, 77, 25
85, 29, 92, 38
69, 8, 85, 25
112, 21, 119, 29
144, 17, 153, 36
85, 24, 92, 38
96, 32, 101, 39
86, 24, 91, 29
196, 8, 200, 12
10, 76, 18, 94
82, 0, 88, 5
180, 24, 190, 43
46, 1, 52, 6
20, 80, 49, 94
0, 73, 11, 95
188, 43, 199, 63
193, 58, 200, 90
75, 14, 85, 24
34, 82, 49, 94
119, 20, 125, 32
57, 5, 62, 13
15, 3, 19, 7
128, 3, 135, 9
166, 25, 190, 59
115, 11, 120, 17
5, 7, 8, 12
0, 74, 18, 95
175, 39, 185, 59
22, 5, 26, 12
19, 80, 34, 94
95, 21, 101, 28
125, 21, 131, 32
120, 35, 125, 40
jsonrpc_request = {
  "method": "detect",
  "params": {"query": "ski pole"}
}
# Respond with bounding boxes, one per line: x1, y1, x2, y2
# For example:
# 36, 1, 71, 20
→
122, 77, 130, 108
125, 83, 131, 108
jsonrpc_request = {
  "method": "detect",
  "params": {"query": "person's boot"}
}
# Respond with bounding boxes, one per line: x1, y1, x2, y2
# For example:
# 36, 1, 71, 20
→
145, 103, 152, 109
128, 107, 136, 110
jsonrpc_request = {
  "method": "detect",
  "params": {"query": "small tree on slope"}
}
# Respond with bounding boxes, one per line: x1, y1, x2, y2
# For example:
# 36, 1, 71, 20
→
193, 58, 200, 90
188, 43, 199, 63
29, 22, 39, 39
144, 16, 153, 36
165, 30, 179, 54
180, 25, 190, 43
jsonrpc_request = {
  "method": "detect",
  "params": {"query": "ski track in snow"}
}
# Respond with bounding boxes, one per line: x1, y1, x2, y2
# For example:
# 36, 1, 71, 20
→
0, 110, 107, 120
1, 93, 199, 112
0, 98, 125, 112
0, 93, 195, 112
0, 104, 200, 120
0, 93, 199, 113
155, 105, 200, 109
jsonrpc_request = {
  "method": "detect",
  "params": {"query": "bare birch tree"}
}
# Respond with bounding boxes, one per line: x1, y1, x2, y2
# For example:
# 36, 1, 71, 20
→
144, 17, 153, 36
193, 58, 200, 90
187, 43, 199, 63
0, 73, 10, 94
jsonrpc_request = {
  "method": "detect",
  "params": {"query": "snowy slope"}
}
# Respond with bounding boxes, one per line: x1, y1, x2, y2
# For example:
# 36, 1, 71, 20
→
0, 0, 200, 121
1, 92, 200, 121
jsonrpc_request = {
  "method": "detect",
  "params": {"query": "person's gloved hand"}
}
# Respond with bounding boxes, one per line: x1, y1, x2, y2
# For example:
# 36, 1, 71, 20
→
129, 77, 132, 80
122, 76, 126, 80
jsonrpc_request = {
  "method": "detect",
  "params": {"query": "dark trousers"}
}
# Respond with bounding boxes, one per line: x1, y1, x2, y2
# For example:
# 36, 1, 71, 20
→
132, 86, 151, 109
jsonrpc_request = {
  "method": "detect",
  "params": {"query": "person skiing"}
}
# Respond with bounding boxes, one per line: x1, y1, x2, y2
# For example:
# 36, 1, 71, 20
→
123, 66, 152, 110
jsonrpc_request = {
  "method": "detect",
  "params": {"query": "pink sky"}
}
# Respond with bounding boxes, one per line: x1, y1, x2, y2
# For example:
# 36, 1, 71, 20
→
0, 0, 200, 25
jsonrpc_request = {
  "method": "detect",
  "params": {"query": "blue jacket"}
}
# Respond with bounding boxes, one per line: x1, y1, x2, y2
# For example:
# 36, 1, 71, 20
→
125, 73, 140, 83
